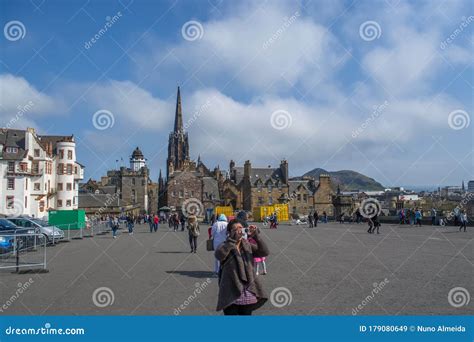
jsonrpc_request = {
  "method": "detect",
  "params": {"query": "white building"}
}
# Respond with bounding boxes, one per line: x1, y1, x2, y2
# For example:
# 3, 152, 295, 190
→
0, 128, 84, 219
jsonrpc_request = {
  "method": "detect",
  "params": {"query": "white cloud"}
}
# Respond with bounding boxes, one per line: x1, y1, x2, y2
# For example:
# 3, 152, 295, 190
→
0, 74, 60, 127
66, 80, 174, 131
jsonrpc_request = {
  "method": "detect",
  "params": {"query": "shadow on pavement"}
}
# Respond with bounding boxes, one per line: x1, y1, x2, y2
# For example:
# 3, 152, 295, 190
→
166, 270, 215, 278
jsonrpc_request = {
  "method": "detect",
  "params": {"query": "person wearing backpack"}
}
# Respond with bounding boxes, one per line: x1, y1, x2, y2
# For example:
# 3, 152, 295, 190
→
187, 215, 200, 253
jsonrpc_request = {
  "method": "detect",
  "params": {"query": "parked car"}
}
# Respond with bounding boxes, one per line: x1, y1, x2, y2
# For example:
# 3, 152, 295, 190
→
7, 217, 64, 243
0, 218, 37, 253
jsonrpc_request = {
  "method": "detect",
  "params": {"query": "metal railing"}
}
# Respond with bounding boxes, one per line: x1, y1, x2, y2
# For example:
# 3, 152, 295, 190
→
0, 233, 48, 272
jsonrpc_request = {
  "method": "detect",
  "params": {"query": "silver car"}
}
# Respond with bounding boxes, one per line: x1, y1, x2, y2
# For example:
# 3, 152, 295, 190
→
7, 217, 65, 243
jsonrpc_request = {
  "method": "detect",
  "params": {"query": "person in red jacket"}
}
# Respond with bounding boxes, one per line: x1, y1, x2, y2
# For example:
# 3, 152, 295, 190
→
153, 214, 159, 232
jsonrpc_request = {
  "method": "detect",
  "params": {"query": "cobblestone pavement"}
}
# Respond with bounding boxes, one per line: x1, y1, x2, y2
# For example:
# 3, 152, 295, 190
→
0, 222, 472, 315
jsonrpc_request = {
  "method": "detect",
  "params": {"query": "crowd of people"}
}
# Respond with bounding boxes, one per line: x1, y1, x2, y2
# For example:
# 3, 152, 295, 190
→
97, 204, 470, 316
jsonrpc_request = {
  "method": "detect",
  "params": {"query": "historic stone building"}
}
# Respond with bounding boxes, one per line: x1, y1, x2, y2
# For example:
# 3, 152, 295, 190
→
158, 86, 336, 219
79, 147, 158, 214
224, 160, 335, 217
159, 88, 221, 216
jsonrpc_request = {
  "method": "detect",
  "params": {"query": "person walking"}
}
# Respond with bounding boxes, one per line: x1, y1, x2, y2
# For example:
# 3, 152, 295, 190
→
459, 211, 468, 232
399, 209, 405, 225
431, 208, 437, 226
173, 213, 179, 232
211, 214, 228, 274
322, 211, 328, 223
215, 219, 269, 315
127, 215, 134, 235
355, 209, 362, 224
415, 209, 422, 227
187, 215, 200, 253
111, 216, 119, 239
148, 214, 154, 233
153, 214, 159, 232
180, 214, 186, 231
313, 211, 319, 227
308, 213, 314, 228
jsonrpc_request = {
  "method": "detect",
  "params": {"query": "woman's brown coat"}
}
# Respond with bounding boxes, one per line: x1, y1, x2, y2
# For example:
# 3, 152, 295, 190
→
214, 232, 269, 311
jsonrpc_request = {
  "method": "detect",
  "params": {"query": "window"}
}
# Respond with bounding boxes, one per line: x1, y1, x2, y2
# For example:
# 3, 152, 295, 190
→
34, 183, 41, 191
303, 194, 308, 202
24, 196, 27, 208
73, 197, 75, 205
191, 191, 194, 197
74, 166, 77, 174
7, 161, 14, 172
19, 162, 27, 172
258, 197, 264, 205
25, 179, 28, 190
57, 163, 63, 175
58, 183, 63, 191
39, 201, 45, 212
34, 149, 40, 157
6, 147, 18, 153
32, 162, 39, 173
7, 178, 15, 190
73, 183, 76, 190
46, 162, 52, 174
132, 178, 135, 185
179, 191, 183, 198
66, 200, 71, 207
6, 196, 14, 209
66, 183, 72, 191
67, 164, 73, 175
142, 180, 145, 186
57, 200, 63, 207
59, 149, 64, 159
297, 194, 301, 201
67, 150, 73, 159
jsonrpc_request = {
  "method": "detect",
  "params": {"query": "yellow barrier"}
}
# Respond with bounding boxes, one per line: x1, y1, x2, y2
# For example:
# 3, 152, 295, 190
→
253, 204, 289, 222
215, 206, 233, 217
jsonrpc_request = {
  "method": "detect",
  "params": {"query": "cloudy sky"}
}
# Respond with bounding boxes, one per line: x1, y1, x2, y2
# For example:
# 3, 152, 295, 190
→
1, 0, 472, 187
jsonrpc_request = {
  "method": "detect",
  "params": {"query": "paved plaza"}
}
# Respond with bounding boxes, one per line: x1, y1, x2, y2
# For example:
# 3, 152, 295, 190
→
0, 222, 472, 316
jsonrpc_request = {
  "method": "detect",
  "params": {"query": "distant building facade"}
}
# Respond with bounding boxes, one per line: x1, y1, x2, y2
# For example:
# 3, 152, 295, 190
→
226, 160, 335, 216
79, 147, 158, 215
0, 128, 84, 218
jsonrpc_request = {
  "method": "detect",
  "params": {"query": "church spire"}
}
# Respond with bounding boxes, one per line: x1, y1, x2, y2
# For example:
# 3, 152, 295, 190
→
174, 86, 183, 133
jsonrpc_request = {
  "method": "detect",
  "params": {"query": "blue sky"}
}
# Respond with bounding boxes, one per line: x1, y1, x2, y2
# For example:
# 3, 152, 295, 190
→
1, 0, 473, 187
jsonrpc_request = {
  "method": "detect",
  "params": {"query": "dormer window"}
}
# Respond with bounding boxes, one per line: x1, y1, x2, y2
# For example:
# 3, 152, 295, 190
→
6, 147, 18, 153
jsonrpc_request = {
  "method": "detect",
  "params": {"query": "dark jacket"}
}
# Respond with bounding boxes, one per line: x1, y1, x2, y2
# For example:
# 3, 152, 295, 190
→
214, 232, 269, 311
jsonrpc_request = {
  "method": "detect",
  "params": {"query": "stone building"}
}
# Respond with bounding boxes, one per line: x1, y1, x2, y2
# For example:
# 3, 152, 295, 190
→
0, 127, 84, 218
224, 160, 335, 217
332, 186, 355, 219
157, 86, 336, 219
79, 147, 158, 214
159, 87, 221, 216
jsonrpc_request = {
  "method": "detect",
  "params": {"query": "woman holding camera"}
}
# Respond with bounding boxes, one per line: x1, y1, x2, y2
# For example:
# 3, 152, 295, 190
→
215, 219, 270, 315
